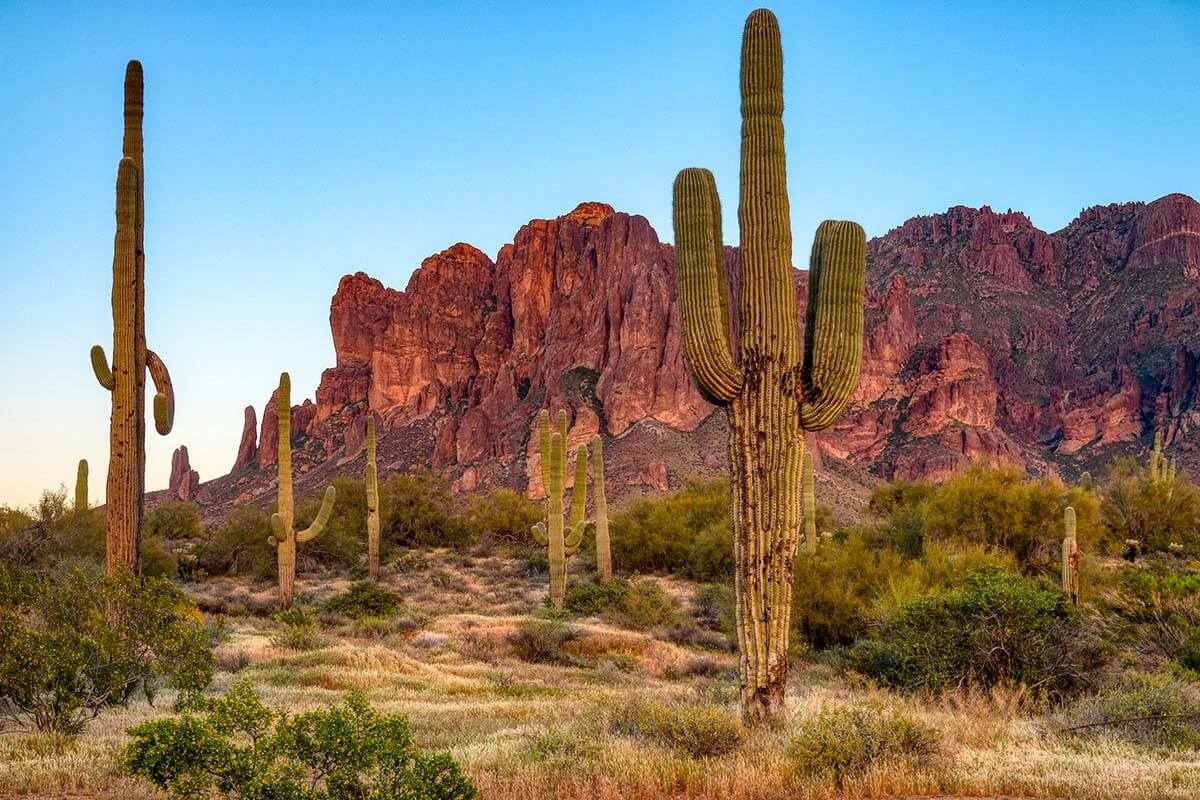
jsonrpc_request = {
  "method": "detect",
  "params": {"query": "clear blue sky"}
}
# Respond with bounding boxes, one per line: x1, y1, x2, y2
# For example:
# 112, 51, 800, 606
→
1, 0, 1198, 507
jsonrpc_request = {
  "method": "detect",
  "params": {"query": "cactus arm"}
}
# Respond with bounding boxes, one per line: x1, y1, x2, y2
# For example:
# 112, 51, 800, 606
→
673, 168, 743, 404
75, 459, 89, 512
564, 521, 584, 552
555, 409, 568, 443
802, 451, 817, 554
798, 220, 867, 431
538, 410, 552, 493
268, 513, 284, 547
90, 345, 115, 390
568, 444, 588, 533
296, 485, 337, 543
146, 349, 175, 435
531, 521, 548, 547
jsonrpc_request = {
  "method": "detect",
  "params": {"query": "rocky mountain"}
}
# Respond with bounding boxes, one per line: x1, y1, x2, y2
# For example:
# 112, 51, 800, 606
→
175, 193, 1200, 520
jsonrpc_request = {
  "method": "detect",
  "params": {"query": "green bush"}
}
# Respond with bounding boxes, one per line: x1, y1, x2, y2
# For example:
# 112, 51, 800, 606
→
461, 489, 543, 545
293, 476, 367, 567
563, 576, 679, 631
790, 704, 942, 784
849, 570, 1098, 696
123, 682, 477, 800
145, 502, 203, 541
1062, 670, 1200, 750
0, 564, 212, 734
271, 604, 324, 651
199, 505, 275, 579
1101, 458, 1200, 554
1118, 563, 1200, 668
507, 621, 578, 666
610, 479, 731, 580
324, 581, 403, 619
382, 470, 470, 549
609, 698, 744, 758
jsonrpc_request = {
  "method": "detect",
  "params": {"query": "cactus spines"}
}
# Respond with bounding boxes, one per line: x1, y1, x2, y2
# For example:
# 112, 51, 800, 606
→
90, 61, 176, 576
803, 452, 817, 554
672, 9, 866, 724
366, 415, 381, 580
592, 434, 612, 580
74, 459, 89, 513
1062, 506, 1079, 606
268, 372, 337, 610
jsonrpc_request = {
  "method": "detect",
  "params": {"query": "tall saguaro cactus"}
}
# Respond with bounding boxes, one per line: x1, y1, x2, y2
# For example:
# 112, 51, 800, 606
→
75, 460, 89, 514
672, 9, 866, 724
531, 410, 586, 608
90, 61, 176, 576
1062, 506, 1079, 606
366, 416, 381, 580
591, 434, 612, 580
803, 452, 817, 554
267, 372, 336, 610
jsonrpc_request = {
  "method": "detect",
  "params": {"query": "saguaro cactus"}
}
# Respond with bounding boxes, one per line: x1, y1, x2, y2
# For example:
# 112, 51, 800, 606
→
366, 416, 381, 580
591, 434, 612, 580
672, 9, 866, 723
75, 459, 89, 514
1079, 471, 1092, 492
90, 61, 176, 576
803, 452, 817, 554
1062, 506, 1079, 606
267, 372, 336, 610
531, 410, 586, 608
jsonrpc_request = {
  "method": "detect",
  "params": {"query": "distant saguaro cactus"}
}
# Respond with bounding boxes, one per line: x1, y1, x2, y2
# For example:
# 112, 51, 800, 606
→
672, 9, 866, 723
366, 416, 381, 580
75, 459, 89, 514
1062, 506, 1079, 606
531, 410, 586, 608
803, 452, 817, 555
591, 434, 612, 580
267, 372, 336, 610
1079, 471, 1092, 492
90, 61, 176, 576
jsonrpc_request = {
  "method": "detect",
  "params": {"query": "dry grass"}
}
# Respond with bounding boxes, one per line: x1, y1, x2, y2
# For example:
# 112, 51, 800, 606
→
2, 548, 1198, 799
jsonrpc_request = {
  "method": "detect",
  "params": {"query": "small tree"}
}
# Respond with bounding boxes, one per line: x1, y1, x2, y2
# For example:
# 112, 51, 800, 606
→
124, 682, 478, 800
0, 565, 212, 734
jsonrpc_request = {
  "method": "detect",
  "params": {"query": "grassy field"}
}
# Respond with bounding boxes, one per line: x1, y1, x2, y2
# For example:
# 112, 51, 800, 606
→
1, 548, 1197, 800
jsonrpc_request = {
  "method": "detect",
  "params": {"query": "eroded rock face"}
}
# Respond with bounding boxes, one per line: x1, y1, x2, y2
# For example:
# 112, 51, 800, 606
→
168, 446, 201, 502
213, 193, 1200, 513
232, 406, 258, 472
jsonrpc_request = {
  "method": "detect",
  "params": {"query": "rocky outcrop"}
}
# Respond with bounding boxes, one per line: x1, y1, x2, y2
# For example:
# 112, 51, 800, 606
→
188, 193, 1200, 518
232, 406, 258, 472
168, 446, 201, 503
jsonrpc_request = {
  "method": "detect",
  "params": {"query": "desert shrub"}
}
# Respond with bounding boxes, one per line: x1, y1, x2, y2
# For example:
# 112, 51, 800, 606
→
1117, 562, 1200, 668
1101, 458, 1200, 553
850, 570, 1098, 695
145, 502, 203, 541
200, 505, 275, 579
381, 469, 470, 549
323, 580, 403, 619
291, 478, 365, 567
123, 682, 477, 800
868, 480, 935, 518
271, 604, 324, 651
609, 698, 744, 758
610, 479, 731, 579
1062, 670, 1200, 750
507, 620, 578, 666
563, 576, 679, 630
790, 704, 942, 784
0, 564, 212, 734
461, 489, 542, 545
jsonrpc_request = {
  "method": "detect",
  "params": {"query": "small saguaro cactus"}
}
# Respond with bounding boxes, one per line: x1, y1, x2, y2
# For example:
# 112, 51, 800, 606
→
1062, 506, 1079, 606
267, 372, 337, 610
672, 9, 866, 724
90, 61, 176, 576
530, 410, 587, 609
1079, 471, 1092, 492
803, 452, 817, 554
366, 416, 381, 580
75, 459, 89, 514
591, 434, 612, 580
1149, 431, 1165, 481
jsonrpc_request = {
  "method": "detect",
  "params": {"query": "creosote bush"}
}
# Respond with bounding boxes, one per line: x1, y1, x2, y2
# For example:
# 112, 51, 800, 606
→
461, 488, 543, 546
145, 501, 203, 540
507, 620, 578, 666
323, 580, 403, 619
123, 682, 477, 800
609, 697, 744, 758
0, 564, 212, 734
609, 479, 732, 580
790, 704, 943, 784
563, 576, 680, 630
1062, 670, 1200, 751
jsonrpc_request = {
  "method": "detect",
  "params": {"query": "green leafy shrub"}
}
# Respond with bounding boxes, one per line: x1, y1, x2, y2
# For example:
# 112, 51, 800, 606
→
382, 470, 470, 549
145, 501, 203, 540
293, 476, 368, 567
610, 479, 731, 580
563, 576, 679, 631
609, 698, 744, 758
1102, 457, 1200, 554
790, 704, 942, 784
271, 604, 324, 651
0, 564, 212, 734
123, 682, 477, 800
461, 489, 543, 546
323, 581, 403, 619
1118, 563, 1200, 668
1062, 670, 1200, 750
849, 570, 1098, 696
199, 505, 275, 579
507, 621, 578, 666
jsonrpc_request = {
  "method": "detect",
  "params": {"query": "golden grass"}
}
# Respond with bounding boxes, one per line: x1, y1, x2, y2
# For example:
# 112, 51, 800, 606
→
2, 549, 1198, 799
